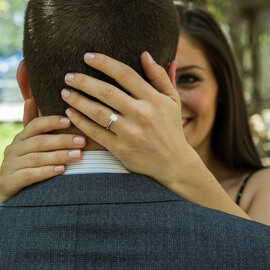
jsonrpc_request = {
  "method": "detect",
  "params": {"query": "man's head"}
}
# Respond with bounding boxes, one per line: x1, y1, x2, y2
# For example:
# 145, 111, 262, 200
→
18, 0, 180, 116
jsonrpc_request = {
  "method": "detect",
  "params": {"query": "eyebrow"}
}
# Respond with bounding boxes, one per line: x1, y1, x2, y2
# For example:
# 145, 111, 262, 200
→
176, 65, 204, 72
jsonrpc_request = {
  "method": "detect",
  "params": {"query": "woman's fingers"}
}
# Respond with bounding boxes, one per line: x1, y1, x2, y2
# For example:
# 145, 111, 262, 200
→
12, 133, 86, 156
66, 53, 153, 100
3, 165, 66, 197
64, 76, 134, 114
64, 53, 179, 111
14, 116, 72, 142
66, 108, 116, 150
8, 150, 82, 172
62, 89, 123, 132
141, 52, 180, 104
0, 165, 66, 202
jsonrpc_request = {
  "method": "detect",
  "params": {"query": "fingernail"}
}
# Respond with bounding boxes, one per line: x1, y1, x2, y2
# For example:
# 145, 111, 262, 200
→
68, 150, 81, 159
73, 136, 85, 145
65, 73, 75, 82
61, 89, 71, 99
66, 108, 74, 118
60, 117, 70, 125
54, 165, 65, 173
147, 52, 154, 63
84, 53, 96, 61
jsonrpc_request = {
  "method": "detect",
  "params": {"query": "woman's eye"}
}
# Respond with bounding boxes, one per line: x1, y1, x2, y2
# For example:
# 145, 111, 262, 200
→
177, 75, 199, 85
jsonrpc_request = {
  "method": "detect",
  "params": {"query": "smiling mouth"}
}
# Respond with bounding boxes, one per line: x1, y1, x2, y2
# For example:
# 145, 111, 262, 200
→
182, 118, 192, 127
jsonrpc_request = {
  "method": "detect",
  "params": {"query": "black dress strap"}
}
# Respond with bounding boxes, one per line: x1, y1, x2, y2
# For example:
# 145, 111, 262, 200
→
236, 171, 256, 205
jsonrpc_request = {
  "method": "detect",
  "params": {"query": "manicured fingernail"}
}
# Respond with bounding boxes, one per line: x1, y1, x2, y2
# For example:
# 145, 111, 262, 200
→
54, 165, 65, 173
61, 89, 71, 99
73, 136, 85, 145
68, 150, 81, 159
84, 53, 96, 61
60, 117, 70, 125
66, 108, 74, 118
65, 73, 75, 82
147, 52, 154, 63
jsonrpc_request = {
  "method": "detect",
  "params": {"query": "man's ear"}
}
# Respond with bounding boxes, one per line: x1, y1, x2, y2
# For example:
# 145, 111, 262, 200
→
17, 60, 39, 126
23, 98, 39, 127
165, 60, 177, 88
17, 60, 32, 101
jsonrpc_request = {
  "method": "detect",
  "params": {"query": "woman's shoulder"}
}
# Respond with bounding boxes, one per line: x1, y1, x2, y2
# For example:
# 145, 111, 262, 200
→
238, 168, 270, 211
245, 167, 270, 195
240, 168, 270, 224
250, 167, 270, 188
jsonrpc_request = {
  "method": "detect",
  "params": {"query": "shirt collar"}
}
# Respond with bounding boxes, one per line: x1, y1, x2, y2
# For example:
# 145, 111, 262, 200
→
64, 151, 131, 175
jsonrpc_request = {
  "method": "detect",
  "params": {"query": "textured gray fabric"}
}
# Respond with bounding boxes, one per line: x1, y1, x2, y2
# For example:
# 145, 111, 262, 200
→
0, 173, 270, 269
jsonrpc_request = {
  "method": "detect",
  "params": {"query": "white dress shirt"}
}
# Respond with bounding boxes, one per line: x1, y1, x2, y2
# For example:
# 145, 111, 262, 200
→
64, 151, 131, 175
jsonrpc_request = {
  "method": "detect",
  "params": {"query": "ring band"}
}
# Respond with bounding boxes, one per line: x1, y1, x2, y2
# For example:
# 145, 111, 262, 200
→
106, 112, 118, 130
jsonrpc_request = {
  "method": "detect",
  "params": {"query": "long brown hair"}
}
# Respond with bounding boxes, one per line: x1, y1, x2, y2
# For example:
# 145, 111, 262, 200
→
175, 2, 263, 170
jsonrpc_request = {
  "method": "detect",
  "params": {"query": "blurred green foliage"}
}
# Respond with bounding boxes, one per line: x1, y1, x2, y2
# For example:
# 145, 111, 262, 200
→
0, 0, 28, 56
206, 0, 226, 20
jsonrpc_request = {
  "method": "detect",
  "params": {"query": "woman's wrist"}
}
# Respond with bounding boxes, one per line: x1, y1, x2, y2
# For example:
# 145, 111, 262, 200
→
161, 144, 202, 187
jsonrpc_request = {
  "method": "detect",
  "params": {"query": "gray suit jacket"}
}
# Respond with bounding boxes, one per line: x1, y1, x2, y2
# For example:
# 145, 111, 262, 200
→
0, 173, 270, 269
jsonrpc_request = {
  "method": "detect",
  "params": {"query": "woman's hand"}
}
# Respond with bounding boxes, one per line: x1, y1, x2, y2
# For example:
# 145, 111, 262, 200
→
0, 114, 86, 203
61, 52, 251, 220
62, 52, 197, 186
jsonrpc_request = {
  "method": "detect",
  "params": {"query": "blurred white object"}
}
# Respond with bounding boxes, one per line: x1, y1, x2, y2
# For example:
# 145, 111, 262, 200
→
0, 103, 23, 122
262, 109, 270, 139
250, 114, 267, 138
262, 157, 270, 166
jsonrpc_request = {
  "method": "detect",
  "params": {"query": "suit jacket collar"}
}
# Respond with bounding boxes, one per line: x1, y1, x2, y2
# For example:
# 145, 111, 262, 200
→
3, 173, 184, 207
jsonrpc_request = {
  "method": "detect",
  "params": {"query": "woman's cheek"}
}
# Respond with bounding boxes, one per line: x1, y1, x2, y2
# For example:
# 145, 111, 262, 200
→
181, 90, 205, 114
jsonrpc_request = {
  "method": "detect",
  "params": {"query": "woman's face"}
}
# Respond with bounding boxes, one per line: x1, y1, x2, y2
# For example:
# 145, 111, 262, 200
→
175, 35, 218, 154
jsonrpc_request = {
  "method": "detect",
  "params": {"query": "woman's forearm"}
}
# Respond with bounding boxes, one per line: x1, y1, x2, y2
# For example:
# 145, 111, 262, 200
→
163, 154, 251, 220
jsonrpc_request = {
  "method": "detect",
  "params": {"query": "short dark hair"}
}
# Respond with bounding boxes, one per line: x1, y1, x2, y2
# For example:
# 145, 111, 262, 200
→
23, 0, 180, 116
175, 2, 262, 170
